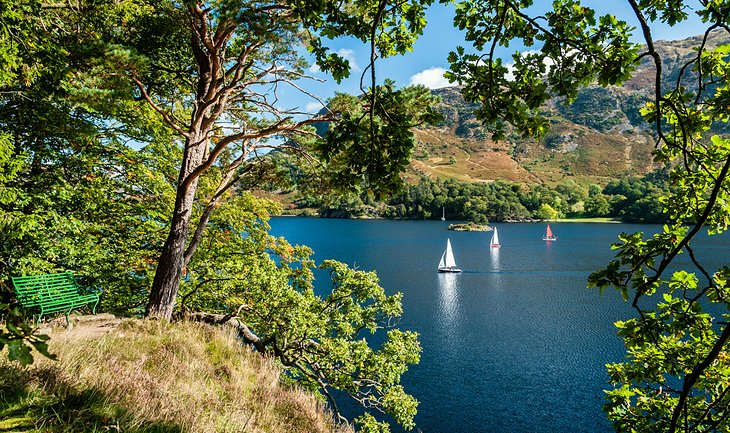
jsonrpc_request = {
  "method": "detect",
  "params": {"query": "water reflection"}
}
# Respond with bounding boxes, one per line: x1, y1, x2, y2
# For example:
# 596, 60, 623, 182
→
488, 246, 504, 288
544, 239, 554, 271
490, 246, 501, 270
437, 272, 460, 333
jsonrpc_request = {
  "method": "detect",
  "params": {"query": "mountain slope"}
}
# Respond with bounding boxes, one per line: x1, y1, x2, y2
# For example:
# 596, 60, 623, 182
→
408, 31, 729, 187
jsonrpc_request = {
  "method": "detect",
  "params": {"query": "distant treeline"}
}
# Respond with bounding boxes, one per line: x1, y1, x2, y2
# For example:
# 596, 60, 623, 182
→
295, 172, 671, 223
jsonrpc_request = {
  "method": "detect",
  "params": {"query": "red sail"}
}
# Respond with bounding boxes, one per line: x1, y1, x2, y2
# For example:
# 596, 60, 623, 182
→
546, 224, 553, 238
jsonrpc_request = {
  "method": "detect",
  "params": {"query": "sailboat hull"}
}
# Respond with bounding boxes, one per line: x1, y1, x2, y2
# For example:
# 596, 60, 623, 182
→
438, 267, 462, 273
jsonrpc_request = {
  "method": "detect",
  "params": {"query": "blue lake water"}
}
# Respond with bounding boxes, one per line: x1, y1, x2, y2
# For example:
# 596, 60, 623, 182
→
268, 218, 730, 433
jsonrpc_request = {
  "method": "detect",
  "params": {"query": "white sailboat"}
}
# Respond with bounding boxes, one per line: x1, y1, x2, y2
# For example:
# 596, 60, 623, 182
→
438, 239, 462, 273
490, 227, 501, 248
441, 207, 445, 221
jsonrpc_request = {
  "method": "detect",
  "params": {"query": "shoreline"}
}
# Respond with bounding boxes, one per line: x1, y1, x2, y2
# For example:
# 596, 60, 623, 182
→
276, 214, 629, 224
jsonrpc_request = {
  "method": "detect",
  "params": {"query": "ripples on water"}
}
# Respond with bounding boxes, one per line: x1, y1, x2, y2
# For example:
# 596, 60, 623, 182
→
269, 218, 730, 433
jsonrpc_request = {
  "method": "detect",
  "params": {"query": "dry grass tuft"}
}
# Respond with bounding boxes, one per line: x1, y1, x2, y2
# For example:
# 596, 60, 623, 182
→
0, 318, 352, 433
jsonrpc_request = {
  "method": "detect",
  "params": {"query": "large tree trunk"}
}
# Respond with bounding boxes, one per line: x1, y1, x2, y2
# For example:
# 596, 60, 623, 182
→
146, 131, 208, 319
145, 4, 218, 320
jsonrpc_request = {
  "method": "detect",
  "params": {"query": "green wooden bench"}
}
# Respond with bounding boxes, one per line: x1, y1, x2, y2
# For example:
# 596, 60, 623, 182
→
11, 272, 100, 324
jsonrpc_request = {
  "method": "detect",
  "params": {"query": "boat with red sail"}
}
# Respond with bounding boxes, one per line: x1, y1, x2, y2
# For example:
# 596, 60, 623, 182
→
543, 224, 557, 241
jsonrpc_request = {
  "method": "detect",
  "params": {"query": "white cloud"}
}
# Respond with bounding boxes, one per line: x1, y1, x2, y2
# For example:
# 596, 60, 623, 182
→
505, 63, 516, 82
305, 102, 324, 113
408, 67, 454, 89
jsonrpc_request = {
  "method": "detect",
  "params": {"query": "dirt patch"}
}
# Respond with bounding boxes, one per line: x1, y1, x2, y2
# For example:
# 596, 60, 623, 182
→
44, 313, 126, 340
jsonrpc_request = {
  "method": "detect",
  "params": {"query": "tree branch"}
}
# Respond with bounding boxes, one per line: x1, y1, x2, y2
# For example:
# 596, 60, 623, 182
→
129, 75, 190, 137
670, 324, 730, 433
185, 311, 267, 352
182, 148, 253, 267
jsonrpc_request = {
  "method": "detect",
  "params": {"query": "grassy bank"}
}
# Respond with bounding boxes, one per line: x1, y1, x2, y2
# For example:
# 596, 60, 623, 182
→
0, 318, 349, 433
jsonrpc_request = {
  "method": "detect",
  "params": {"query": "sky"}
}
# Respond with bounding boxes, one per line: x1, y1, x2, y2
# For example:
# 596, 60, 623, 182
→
276, 0, 708, 114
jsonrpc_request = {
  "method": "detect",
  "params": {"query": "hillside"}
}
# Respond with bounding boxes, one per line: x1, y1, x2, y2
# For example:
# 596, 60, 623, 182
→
408, 31, 730, 187
0, 316, 349, 433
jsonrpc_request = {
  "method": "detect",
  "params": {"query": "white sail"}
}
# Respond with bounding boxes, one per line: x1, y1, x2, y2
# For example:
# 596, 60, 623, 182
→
438, 239, 461, 272
444, 239, 457, 268
491, 227, 500, 247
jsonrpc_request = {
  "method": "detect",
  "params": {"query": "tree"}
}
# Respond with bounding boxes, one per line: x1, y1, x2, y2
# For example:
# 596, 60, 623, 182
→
0, 133, 53, 365
14, 2, 433, 429
0, 0, 99, 364
68, 0, 439, 320
536, 203, 558, 220
0, 2, 429, 428
584, 194, 610, 217
588, 183, 602, 197
447, 1, 730, 431
0, 0, 179, 319
621, 194, 665, 223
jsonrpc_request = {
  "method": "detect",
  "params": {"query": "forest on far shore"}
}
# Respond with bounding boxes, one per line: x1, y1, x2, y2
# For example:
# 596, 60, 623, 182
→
285, 172, 670, 223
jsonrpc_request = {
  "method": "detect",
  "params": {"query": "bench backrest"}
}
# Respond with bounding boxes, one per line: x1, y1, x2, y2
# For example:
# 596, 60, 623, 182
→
11, 272, 81, 307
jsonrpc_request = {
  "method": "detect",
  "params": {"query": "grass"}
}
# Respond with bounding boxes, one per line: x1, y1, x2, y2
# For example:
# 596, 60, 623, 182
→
0, 319, 351, 433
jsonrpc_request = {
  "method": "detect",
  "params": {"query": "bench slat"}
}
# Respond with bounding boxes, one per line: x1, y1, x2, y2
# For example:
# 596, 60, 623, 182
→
13, 274, 72, 281
14, 278, 76, 286
31, 295, 98, 307
16, 288, 78, 295
13, 273, 73, 282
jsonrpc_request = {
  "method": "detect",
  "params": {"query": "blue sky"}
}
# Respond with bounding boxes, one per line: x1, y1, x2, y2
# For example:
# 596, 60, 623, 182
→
278, 0, 707, 114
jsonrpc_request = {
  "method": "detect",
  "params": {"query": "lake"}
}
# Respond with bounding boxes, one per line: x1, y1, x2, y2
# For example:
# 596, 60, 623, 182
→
268, 218, 730, 433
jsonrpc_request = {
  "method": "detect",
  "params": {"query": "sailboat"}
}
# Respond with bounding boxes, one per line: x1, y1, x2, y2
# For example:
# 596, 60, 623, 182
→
441, 207, 445, 221
490, 227, 501, 248
543, 224, 557, 241
438, 239, 462, 273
